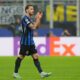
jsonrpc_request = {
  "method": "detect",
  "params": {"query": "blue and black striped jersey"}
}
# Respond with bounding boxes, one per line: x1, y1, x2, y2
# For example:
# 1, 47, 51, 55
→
20, 15, 34, 45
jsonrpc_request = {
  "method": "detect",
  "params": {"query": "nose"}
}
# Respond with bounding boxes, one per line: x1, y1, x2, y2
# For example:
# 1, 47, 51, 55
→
33, 9, 34, 12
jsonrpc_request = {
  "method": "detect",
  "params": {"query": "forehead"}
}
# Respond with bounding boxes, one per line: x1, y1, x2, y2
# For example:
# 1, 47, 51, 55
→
28, 6, 34, 9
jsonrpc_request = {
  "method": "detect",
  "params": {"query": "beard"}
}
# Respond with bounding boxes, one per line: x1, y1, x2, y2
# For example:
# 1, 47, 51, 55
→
29, 12, 34, 16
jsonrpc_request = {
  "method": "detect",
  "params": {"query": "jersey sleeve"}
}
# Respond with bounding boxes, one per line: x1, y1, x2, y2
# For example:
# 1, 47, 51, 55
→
25, 17, 31, 25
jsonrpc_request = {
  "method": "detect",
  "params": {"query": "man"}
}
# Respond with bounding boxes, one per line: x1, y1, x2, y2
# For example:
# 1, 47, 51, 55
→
13, 5, 51, 79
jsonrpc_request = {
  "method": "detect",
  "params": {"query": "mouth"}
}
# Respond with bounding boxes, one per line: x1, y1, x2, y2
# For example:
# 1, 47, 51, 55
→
33, 11, 34, 13
32, 12, 34, 14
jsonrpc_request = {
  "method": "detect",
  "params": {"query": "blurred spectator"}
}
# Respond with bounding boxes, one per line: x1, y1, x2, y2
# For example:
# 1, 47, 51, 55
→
8, 16, 22, 36
15, 17, 22, 36
46, 31, 55, 37
8, 23, 15, 36
62, 29, 71, 36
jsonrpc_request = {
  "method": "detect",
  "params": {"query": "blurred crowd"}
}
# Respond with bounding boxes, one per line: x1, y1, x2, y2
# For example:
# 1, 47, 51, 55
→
0, 0, 77, 37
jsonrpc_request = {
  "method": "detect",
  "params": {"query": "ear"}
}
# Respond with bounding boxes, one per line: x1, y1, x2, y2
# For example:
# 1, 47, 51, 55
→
25, 9, 28, 13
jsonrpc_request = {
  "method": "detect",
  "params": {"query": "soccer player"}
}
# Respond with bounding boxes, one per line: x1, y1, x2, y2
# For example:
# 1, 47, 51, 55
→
13, 5, 51, 79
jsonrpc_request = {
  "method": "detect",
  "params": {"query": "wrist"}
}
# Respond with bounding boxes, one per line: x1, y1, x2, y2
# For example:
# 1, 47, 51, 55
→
36, 18, 41, 22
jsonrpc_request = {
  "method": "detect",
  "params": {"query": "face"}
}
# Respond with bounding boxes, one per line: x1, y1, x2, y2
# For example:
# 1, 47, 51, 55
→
26, 6, 34, 16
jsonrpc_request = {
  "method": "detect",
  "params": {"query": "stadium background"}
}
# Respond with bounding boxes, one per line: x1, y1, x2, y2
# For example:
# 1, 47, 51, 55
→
0, 0, 80, 56
0, 0, 80, 80
0, 0, 80, 37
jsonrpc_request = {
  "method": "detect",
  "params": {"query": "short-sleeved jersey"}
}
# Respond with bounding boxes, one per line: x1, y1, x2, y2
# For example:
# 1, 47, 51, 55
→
20, 15, 34, 45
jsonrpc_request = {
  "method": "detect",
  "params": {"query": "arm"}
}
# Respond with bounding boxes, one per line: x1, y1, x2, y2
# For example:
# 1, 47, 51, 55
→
29, 18, 41, 29
29, 12, 43, 29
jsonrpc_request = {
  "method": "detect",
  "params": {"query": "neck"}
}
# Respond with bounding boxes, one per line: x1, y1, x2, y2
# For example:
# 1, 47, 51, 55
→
25, 13, 31, 18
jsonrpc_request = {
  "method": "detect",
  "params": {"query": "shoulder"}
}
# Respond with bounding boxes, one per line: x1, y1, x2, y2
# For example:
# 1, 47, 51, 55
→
22, 15, 32, 25
22, 16, 31, 21
21, 16, 28, 23
21, 16, 27, 20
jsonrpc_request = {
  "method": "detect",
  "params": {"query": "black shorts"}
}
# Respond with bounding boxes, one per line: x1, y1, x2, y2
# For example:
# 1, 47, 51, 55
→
19, 45, 37, 56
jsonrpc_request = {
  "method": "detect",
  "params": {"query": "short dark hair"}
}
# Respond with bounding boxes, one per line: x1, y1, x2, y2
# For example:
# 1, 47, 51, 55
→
25, 4, 33, 11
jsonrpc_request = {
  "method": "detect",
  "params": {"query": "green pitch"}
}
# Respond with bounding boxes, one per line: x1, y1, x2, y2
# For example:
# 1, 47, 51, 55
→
0, 56, 80, 80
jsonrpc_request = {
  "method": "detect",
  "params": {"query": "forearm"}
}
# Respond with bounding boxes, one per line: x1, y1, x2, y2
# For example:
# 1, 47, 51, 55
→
33, 19, 41, 29
29, 11, 42, 29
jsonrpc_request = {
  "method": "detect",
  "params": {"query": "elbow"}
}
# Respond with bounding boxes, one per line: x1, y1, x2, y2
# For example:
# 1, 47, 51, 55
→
32, 25, 38, 30
31, 27, 36, 30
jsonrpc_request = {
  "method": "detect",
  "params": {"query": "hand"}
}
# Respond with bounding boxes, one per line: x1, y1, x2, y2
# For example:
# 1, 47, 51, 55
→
35, 11, 43, 20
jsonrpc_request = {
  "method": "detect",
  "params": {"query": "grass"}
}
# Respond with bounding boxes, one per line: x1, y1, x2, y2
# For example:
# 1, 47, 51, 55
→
0, 56, 80, 80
